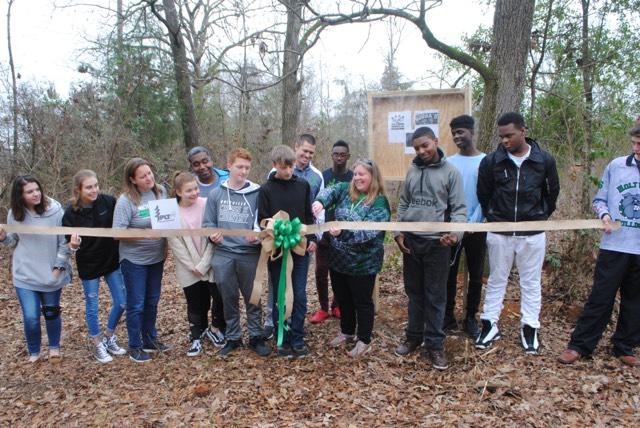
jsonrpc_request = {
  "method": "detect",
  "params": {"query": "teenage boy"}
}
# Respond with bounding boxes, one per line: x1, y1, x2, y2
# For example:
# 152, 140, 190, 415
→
310, 140, 353, 324
394, 126, 466, 370
558, 125, 640, 367
444, 115, 486, 338
475, 112, 559, 355
258, 145, 317, 358
204, 148, 270, 358
187, 146, 230, 197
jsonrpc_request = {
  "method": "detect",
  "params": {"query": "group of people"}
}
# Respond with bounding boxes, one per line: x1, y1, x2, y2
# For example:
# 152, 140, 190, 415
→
1, 112, 638, 370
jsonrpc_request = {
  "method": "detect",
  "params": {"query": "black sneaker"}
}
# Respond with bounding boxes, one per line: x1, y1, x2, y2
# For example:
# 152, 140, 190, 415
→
218, 339, 243, 357
277, 343, 293, 358
394, 339, 422, 356
129, 348, 151, 363
443, 316, 459, 334
521, 324, 540, 355
263, 325, 274, 341
249, 337, 272, 357
463, 316, 480, 339
203, 326, 226, 348
142, 338, 171, 353
475, 319, 501, 349
291, 344, 309, 359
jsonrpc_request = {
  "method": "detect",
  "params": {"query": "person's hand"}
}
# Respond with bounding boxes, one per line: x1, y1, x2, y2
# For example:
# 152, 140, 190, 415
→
602, 214, 614, 234
70, 233, 81, 250
307, 241, 317, 253
209, 232, 224, 244
312, 201, 324, 218
329, 226, 341, 237
0, 226, 6, 242
191, 268, 202, 277
394, 234, 410, 254
52, 268, 62, 280
440, 233, 458, 247
246, 235, 260, 244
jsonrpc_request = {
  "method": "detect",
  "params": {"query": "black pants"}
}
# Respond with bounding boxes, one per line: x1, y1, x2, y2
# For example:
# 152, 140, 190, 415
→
569, 249, 640, 357
183, 281, 226, 339
403, 243, 451, 350
330, 270, 376, 344
445, 232, 486, 320
315, 240, 337, 311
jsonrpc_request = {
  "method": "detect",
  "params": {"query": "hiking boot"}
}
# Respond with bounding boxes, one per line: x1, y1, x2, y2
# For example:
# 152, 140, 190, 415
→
425, 349, 449, 370
142, 337, 171, 353
520, 324, 540, 355
291, 344, 310, 359
95, 341, 113, 363
463, 316, 480, 339
329, 333, 356, 348
394, 339, 422, 356
219, 339, 243, 357
310, 309, 330, 324
249, 337, 271, 357
103, 335, 127, 355
443, 316, 459, 334
203, 326, 226, 348
475, 319, 501, 349
187, 339, 203, 357
348, 340, 371, 358
558, 349, 581, 365
129, 348, 151, 363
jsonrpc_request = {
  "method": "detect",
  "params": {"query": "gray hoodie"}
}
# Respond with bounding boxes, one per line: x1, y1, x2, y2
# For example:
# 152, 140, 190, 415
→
203, 179, 261, 256
2, 198, 71, 291
397, 149, 467, 240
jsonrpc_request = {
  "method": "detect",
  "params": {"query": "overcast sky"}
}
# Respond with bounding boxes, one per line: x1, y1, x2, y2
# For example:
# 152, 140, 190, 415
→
0, 0, 493, 97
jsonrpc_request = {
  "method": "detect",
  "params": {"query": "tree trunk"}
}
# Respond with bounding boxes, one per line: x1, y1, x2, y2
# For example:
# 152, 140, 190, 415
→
477, 0, 535, 151
281, 0, 303, 146
7, 0, 19, 156
580, 0, 594, 215
159, 0, 199, 150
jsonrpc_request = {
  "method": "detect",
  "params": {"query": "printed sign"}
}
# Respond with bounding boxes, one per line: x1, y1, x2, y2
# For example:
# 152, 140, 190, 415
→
388, 111, 412, 143
148, 199, 181, 229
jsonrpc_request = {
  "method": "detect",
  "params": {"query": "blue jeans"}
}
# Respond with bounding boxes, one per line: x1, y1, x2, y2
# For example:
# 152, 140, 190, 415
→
15, 287, 62, 355
268, 252, 309, 348
81, 268, 126, 338
120, 259, 164, 349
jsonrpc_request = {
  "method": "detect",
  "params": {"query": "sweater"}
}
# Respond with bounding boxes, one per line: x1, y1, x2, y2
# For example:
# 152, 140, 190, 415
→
2, 198, 71, 291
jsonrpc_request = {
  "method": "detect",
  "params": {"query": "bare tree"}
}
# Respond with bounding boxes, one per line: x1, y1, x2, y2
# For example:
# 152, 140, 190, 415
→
7, 0, 18, 155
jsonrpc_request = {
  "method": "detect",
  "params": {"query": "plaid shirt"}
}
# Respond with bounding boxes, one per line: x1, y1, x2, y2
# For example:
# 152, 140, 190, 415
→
316, 182, 390, 276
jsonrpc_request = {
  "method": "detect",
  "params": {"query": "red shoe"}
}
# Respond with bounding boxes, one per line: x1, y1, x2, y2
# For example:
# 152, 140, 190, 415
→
310, 310, 330, 324
331, 306, 341, 319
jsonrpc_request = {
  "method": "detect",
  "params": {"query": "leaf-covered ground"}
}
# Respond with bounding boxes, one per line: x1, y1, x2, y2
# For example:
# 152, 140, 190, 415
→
0, 248, 638, 427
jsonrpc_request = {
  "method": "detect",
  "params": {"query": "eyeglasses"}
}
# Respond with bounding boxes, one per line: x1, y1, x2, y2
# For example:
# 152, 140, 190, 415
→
331, 152, 349, 158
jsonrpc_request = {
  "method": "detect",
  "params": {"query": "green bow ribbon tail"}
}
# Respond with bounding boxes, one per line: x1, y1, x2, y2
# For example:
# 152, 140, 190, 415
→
273, 217, 302, 347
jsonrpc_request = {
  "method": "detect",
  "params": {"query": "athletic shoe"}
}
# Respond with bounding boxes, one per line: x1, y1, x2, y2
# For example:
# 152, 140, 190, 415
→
331, 306, 341, 319
475, 319, 501, 349
28, 354, 40, 363
347, 340, 371, 358
277, 343, 293, 358
521, 324, 540, 355
187, 339, 203, 357
329, 333, 356, 348
310, 309, 330, 324
219, 339, 243, 358
142, 338, 171, 353
248, 337, 271, 357
103, 335, 127, 355
425, 349, 449, 370
95, 341, 113, 363
291, 344, 309, 359
263, 325, 275, 341
204, 326, 226, 348
463, 316, 480, 339
394, 339, 422, 356
129, 348, 151, 363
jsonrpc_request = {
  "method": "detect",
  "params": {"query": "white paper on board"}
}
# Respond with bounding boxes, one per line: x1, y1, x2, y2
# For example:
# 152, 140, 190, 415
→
148, 198, 182, 229
388, 111, 412, 143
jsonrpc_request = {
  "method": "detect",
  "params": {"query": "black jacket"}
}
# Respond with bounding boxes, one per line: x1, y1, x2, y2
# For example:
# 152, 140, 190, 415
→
62, 194, 120, 279
477, 138, 560, 235
258, 172, 316, 243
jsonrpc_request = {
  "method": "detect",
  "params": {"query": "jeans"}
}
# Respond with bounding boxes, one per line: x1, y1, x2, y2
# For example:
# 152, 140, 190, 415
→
268, 252, 309, 348
81, 268, 126, 338
15, 286, 62, 355
445, 232, 486, 321
569, 249, 640, 357
120, 259, 164, 349
330, 270, 376, 344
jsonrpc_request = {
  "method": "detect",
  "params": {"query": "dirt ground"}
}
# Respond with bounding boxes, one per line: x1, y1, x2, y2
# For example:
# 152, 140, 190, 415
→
0, 248, 638, 427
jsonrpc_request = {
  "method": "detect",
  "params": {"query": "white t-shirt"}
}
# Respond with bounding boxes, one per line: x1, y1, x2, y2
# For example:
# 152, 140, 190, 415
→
508, 144, 531, 168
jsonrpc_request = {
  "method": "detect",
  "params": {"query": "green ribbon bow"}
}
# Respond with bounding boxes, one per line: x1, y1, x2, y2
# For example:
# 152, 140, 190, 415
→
273, 217, 302, 347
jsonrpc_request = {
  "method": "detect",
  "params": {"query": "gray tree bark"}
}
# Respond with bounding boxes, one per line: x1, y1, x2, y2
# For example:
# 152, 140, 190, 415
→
281, 0, 304, 146
7, 0, 18, 156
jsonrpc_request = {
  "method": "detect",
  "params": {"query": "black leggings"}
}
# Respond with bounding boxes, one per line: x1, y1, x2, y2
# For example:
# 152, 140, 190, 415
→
183, 281, 226, 338
329, 270, 376, 344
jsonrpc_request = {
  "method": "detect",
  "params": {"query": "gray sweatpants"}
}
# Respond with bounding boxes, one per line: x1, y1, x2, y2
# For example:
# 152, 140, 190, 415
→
212, 251, 263, 341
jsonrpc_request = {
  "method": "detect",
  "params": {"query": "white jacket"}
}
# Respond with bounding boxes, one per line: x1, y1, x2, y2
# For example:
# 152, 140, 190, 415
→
168, 223, 214, 288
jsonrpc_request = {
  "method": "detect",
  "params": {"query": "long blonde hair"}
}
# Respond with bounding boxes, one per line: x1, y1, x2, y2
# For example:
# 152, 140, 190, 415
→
122, 158, 161, 205
71, 169, 97, 211
349, 159, 386, 205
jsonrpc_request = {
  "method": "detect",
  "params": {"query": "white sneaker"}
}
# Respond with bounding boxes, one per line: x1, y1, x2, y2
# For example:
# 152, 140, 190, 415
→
95, 342, 113, 363
521, 324, 540, 355
103, 335, 127, 355
347, 340, 371, 358
187, 339, 203, 357
475, 319, 501, 349
329, 333, 355, 348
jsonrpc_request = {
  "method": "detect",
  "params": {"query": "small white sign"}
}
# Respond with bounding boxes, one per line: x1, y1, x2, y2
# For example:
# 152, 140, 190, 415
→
388, 111, 412, 143
148, 199, 181, 229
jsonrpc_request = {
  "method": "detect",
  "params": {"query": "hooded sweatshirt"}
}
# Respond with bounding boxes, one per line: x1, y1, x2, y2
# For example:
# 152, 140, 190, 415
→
2, 198, 71, 291
396, 148, 467, 241
203, 179, 261, 256
592, 154, 640, 255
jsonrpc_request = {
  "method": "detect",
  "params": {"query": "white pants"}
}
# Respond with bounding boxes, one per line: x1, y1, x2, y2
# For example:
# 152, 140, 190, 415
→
480, 232, 546, 328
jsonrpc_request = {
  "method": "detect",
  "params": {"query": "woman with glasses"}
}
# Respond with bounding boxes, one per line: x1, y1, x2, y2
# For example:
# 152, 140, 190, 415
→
312, 159, 390, 358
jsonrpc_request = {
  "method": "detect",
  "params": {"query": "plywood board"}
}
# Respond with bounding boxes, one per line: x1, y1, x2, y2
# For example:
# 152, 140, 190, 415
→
368, 88, 471, 180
